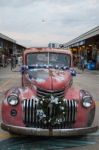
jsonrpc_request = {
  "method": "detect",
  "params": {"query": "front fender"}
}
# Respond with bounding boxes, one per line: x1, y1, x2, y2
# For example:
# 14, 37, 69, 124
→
2, 86, 36, 126
65, 87, 96, 128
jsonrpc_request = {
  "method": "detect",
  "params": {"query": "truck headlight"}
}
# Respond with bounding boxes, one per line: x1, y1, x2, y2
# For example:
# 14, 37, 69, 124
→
82, 96, 93, 108
7, 95, 19, 106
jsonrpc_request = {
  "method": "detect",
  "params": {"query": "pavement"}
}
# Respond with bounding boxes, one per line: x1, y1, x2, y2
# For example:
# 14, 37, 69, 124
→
0, 65, 21, 97
0, 65, 20, 74
75, 67, 99, 75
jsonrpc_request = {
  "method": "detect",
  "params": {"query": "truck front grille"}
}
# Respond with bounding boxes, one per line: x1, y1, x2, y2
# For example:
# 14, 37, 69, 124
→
37, 87, 65, 99
22, 99, 77, 129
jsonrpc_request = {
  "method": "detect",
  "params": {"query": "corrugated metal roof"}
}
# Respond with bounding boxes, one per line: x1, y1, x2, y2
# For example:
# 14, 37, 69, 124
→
0, 33, 16, 43
64, 26, 99, 47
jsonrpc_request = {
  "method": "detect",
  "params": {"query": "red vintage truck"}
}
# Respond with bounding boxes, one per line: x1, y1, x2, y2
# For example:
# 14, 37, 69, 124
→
1, 48, 98, 136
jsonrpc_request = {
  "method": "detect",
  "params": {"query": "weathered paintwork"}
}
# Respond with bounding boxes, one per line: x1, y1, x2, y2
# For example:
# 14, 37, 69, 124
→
1, 48, 98, 136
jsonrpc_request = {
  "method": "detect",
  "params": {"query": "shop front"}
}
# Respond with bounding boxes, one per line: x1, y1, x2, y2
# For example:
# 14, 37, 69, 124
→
64, 26, 99, 70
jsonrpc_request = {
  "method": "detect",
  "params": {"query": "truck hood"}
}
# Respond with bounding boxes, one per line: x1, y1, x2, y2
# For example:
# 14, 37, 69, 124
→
27, 68, 72, 90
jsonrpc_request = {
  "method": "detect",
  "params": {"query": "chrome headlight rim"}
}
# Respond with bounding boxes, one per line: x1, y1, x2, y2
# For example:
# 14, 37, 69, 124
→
7, 94, 19, 106
82, 95, 93, 108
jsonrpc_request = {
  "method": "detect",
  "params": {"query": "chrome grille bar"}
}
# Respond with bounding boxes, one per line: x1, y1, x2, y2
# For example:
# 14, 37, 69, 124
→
65, 99, 77, 123
68, 100, 71, 123
23, 99, 38, 125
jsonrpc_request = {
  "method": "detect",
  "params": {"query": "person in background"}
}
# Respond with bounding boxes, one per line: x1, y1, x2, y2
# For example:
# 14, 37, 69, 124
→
2, 54, 5, 67
11, 55, 14, 70
80, 55, 85, 71
0, 54, 2, 67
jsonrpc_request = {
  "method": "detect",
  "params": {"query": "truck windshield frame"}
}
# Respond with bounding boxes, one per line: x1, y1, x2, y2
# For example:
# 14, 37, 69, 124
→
26, 52, 71, 67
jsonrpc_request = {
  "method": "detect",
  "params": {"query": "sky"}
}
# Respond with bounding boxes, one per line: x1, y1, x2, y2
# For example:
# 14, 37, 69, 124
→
0, 0, 99, 48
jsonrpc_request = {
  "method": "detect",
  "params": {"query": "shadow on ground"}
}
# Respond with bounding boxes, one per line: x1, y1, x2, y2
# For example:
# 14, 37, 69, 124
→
0, 133, 98, 150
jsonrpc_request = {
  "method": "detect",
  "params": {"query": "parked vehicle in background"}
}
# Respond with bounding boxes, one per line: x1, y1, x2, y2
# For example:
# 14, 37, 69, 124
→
1, 48, 98, 136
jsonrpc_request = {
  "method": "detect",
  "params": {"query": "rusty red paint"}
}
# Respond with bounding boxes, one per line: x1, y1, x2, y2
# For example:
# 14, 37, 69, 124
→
1, 48, 97, 136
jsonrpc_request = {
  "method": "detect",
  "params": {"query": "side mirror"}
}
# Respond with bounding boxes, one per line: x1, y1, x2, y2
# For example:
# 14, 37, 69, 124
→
70, 68, 76, 76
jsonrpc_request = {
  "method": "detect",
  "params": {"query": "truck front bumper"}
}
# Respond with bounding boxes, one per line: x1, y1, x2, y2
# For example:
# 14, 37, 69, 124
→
1, 122, 98, 137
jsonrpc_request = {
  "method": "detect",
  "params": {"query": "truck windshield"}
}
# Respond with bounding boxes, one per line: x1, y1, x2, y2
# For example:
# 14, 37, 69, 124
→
27, 52, 71, 67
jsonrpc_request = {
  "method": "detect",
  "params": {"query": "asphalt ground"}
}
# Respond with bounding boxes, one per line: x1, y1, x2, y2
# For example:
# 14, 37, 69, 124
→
0, 66, 99, 150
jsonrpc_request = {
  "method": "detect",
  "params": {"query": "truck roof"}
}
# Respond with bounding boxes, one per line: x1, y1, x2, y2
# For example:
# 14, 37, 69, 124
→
23, 47, 72, 55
